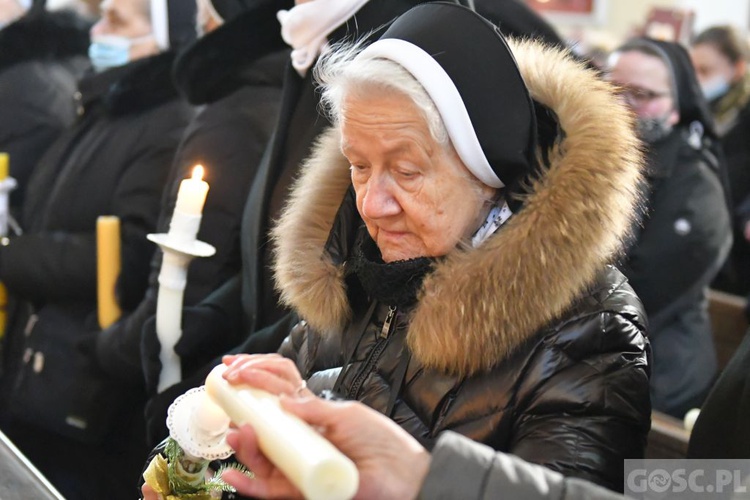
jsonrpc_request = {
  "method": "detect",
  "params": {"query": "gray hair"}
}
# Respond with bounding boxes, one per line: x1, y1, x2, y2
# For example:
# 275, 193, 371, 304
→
314, 41, 449, 146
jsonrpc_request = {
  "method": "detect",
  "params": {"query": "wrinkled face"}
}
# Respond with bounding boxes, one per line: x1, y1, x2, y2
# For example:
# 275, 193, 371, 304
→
690, 42, 741, 86
341, 89, 495, 263
608, 50, 679, 125
91, 0, 158, 60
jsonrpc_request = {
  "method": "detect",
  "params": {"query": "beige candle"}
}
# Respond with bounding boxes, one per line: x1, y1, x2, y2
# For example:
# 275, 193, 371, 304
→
97, 216, 122, 329
204, 365, 359, 500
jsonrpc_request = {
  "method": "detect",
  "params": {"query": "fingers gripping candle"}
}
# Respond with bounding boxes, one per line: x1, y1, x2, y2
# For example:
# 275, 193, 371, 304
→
148, 166, 216, 392
204, 365, 359, 500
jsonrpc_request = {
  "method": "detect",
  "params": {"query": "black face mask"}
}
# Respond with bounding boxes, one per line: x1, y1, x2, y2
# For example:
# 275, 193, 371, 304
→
637, 113, 674, 144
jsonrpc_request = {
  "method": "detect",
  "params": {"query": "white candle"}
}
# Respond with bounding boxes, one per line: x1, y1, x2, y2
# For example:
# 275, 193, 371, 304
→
204, 365, 359, 500
175, 165, 209, 216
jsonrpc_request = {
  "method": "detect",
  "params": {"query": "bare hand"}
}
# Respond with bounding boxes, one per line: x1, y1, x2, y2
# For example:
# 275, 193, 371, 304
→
221, 396, 431, 500
222, 354, 313, 398
140, 484, 159, 500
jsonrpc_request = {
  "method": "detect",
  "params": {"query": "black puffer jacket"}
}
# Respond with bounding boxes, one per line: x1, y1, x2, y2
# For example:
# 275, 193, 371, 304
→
270, 38, 650, 492
0, 9, 90, 209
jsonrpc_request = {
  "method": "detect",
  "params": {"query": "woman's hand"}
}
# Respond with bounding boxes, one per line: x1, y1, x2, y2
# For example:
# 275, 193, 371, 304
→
222, 354, 314, 398
221, 396, 431, 500
141, 484, 159, 500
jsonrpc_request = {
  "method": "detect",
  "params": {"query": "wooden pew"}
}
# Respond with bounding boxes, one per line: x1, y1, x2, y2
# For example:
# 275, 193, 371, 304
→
646, 410, 690, 459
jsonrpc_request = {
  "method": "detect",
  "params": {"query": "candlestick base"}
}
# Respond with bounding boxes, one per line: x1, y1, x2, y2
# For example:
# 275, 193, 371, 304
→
167, 386, 233, 461
147, 233, 216, 259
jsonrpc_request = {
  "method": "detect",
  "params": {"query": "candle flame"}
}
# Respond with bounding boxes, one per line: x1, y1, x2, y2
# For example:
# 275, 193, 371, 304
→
192, 165, 204, 181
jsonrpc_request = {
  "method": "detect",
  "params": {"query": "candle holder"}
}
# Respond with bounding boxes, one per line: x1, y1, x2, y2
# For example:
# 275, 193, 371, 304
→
148, 209, 216, 393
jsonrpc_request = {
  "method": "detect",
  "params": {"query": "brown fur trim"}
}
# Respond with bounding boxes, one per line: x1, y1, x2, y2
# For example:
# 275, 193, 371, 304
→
271, 128, 353, 331
272, 39, 644, 376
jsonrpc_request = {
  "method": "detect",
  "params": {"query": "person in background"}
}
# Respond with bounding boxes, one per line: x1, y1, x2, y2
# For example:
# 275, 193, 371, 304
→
0, 0, 91, 211
607, 38, 732, 418
95, 0, 287, 428
691, 26, 750, 295
0, 0, 195, 498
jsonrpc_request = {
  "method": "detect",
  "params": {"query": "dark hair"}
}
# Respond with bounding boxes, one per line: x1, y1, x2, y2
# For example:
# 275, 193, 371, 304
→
693, 26, 750, 65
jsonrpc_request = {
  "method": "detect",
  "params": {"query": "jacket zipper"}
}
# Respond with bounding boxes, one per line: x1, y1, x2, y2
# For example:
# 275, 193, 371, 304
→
347, 305, 397, 399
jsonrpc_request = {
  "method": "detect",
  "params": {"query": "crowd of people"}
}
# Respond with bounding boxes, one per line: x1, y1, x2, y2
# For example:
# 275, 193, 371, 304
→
0, 0, 748, 499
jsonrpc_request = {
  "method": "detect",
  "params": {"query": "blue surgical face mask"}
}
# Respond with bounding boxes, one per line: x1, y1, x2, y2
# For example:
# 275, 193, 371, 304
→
88, 34, 153, 72
701, 75, 731, 102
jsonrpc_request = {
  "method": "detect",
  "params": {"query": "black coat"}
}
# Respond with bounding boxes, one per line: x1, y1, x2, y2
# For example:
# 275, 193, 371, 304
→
95, 11, 287, 385
688, 328, 750, 459
0, 51, 193, 500
620, 126, 732, 417
0, 10, 91, 210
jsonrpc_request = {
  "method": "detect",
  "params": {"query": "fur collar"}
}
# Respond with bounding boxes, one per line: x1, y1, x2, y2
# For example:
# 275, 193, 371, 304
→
272, 39, 644, 377
0, 10, 90, 72
79, 51, 180, 117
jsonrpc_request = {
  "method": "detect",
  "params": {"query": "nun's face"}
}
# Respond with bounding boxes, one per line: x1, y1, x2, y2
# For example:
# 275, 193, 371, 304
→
341, 89, 495, 263
608, 50, 679, 126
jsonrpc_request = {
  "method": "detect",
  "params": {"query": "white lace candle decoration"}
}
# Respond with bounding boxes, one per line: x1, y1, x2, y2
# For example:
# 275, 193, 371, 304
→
148, 165, 216, 392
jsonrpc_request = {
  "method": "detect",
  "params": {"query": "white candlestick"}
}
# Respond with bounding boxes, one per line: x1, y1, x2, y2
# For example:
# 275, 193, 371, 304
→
175, 165, 209, 216
148, 165, 216, 392
204, 365, 359, 500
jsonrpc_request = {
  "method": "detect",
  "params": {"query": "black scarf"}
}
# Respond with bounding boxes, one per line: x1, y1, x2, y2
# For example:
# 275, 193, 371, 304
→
349, 227, 434, 308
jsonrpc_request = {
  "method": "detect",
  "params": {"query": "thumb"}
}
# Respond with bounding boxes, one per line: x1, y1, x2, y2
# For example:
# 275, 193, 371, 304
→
280, 395, 341, 428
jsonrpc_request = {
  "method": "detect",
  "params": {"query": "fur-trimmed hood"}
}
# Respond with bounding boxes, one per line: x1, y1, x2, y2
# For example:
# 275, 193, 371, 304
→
272, 38, 644, 377
0, 10, 90, 72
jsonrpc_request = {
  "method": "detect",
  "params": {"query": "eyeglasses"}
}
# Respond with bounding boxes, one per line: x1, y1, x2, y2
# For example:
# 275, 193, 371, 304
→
614, 85, 671, 105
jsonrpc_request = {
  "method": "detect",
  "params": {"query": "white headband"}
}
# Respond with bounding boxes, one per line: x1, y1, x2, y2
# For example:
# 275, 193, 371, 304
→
356, 38, 502, 188
150, 0, 169, 49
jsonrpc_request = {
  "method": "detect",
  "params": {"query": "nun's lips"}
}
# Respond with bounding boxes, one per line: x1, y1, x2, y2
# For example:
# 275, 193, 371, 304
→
377, 228, 409, 241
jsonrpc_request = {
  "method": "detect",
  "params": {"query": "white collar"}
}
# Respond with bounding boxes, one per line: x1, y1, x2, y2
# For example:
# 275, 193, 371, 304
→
277, 0, 370, 76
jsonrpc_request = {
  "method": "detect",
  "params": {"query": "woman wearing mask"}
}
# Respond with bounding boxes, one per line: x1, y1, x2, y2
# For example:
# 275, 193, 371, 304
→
691, 26, 750, 294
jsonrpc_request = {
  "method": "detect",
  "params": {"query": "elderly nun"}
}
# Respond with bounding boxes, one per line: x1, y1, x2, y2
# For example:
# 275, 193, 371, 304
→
217, 3, 649, 493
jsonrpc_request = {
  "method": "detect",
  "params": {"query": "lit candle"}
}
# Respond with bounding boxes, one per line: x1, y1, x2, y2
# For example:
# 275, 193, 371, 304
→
149, 164, 215, 392
175, 165, 209, 216
205, 365, 359, 500
97, 216, 122, 329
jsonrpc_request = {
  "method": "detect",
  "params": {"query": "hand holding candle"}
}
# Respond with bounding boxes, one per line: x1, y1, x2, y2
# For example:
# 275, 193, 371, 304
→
204, 364, 359, 500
